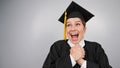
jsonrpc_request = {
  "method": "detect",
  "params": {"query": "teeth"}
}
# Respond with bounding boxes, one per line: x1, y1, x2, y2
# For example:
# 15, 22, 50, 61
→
71, 34, 79, 37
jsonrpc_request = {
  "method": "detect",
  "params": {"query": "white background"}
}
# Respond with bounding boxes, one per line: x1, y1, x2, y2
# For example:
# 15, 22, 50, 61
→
0, 0, 120, 68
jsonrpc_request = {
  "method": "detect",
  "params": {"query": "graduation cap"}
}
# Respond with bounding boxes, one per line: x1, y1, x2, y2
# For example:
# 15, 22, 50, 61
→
58, 1, 94, 40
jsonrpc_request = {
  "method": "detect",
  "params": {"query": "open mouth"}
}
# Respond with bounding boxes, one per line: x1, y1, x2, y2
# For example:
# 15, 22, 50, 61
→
70, 34, 79, 39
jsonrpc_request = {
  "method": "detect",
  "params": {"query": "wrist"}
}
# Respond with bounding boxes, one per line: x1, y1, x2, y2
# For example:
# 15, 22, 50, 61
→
77, 59, 85, 65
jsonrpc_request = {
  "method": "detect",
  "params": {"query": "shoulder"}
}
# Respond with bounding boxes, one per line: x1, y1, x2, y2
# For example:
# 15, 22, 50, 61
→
52, 40, 67, 47
84, 40, 103, 49
84, 40, 106, 55
85, 40, 101, 46
50, 40, 68, 50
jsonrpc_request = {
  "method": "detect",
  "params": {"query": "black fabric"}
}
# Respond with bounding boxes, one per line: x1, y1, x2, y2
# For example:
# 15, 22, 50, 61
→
58, 1, 94, 23
42, 40, 112, 68
67, 11, 85, 21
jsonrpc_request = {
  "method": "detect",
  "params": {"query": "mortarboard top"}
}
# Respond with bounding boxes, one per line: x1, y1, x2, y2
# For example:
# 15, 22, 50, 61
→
58, 1, 94, 23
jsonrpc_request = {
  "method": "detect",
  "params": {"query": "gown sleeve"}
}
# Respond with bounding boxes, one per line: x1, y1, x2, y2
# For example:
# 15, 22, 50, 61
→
86, 42, 112, 68
42, 41, 73, 68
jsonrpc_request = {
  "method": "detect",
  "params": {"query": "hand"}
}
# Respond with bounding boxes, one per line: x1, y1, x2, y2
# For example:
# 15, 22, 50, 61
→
70, 45, 85, 61
76, 58, 85, 65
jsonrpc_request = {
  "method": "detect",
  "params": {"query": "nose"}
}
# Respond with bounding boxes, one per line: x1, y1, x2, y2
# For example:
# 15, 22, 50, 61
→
71, 25, 76, 31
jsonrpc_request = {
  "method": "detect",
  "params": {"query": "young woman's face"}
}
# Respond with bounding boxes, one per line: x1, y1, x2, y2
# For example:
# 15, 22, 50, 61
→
66, 17, 86, 44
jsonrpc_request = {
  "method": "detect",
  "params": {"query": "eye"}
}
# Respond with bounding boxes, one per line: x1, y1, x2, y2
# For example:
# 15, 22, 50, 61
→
76, 23, 80, 26
66, 24, 71, 27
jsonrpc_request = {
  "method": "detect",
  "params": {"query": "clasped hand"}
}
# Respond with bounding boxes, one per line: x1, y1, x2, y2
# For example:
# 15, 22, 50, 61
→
70, 45, 85, 65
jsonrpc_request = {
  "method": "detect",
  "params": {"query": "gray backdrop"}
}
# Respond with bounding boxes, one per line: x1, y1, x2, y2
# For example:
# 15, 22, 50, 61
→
0, 0, 120, 68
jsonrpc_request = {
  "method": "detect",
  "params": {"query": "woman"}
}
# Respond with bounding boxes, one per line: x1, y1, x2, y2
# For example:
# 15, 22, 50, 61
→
42, 1, 112, 68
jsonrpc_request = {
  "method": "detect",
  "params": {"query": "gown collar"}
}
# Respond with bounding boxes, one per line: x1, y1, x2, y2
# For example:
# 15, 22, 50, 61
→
67, 39, 85, 48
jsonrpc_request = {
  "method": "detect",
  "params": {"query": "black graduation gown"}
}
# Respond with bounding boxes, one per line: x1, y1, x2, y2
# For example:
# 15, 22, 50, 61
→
42, 40, 112, 68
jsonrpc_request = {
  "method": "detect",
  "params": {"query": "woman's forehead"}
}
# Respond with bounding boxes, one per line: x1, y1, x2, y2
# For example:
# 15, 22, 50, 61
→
67, 18, 82, 22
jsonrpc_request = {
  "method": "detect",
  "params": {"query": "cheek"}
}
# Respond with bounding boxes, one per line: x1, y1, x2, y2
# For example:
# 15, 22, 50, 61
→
66, 29, 71, 38
66, 28, 70, 34
78, 28, 85, 34
66, 31, 70, 37
78, 27, 83, 31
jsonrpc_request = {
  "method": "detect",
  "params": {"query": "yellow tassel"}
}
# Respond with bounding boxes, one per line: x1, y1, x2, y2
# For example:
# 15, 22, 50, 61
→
64, 11, 67, 40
